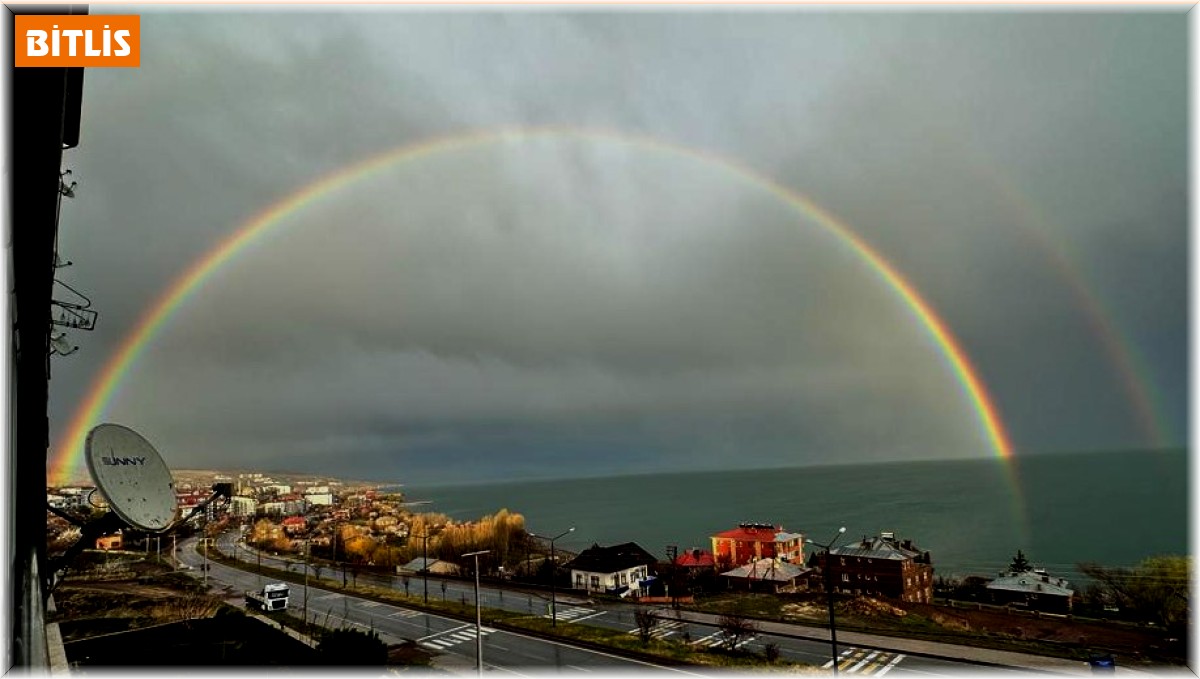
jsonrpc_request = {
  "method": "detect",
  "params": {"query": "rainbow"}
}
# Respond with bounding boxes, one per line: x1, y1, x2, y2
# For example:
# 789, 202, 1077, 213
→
930, 117, 1171, 448
49, 126, 1017, 489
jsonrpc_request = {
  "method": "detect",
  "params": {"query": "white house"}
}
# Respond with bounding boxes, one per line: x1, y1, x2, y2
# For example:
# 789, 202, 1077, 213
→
229, 496, 258, 517
304, 492, 334, 506
564, 542, 657, 596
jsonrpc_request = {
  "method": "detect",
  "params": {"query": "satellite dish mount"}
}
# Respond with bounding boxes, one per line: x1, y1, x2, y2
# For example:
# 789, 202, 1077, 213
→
47, 424, 233, 587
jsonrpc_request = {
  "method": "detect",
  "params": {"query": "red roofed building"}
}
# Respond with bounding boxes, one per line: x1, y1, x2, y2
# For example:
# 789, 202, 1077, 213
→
674, 548, 715, 570
711, 523, 805, 568
281, 516, 307, 535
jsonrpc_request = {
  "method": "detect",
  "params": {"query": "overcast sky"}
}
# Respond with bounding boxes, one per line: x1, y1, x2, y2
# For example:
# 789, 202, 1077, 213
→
49, 8, 1187, 484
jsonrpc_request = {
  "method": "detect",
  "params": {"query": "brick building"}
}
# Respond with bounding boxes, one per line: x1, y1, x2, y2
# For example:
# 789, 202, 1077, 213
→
710, 523, 805, 568
812, 532, 933, 603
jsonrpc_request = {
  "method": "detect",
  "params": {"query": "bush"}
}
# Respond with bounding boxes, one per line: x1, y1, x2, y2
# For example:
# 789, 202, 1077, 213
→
317, 627, 387, 665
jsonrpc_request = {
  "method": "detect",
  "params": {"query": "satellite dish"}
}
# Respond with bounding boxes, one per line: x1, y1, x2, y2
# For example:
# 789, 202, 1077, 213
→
85, 424, 177, 532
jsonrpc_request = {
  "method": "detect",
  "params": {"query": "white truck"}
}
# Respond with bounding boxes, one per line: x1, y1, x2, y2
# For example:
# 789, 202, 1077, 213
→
245, 582, 290, 612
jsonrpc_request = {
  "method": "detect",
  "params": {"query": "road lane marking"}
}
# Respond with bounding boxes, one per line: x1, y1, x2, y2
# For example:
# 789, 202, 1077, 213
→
569, 610, 607, 623
417, 624, 470, 641
875, 654, 906, 677
850, 651, 880, 673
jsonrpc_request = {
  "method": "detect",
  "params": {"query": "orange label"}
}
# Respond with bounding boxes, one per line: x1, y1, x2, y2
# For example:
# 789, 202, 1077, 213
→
15, 15, 140, 67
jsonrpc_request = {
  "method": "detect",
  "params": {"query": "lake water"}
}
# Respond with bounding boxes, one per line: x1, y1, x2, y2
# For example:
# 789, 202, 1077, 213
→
404, 449, 1188, 581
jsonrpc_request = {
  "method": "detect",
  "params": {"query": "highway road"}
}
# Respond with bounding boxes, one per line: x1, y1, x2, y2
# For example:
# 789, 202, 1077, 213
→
180, 535, 692, 673
202, 530, 1021, 676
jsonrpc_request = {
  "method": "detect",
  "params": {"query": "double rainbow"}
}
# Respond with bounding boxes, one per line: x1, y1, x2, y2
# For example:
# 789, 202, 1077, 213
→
49, 126, 1016, 488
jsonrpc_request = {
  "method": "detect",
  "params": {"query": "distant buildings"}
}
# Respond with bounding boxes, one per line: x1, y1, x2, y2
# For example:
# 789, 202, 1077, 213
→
813, 532, 933, 603
565, 542, 657, 596
95, 533, 122, 550
228, 496, 258, 517
711, 523, 805, 568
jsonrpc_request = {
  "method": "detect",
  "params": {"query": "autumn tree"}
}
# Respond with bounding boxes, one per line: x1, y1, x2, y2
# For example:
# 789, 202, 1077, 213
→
1078, 555, 1190, 629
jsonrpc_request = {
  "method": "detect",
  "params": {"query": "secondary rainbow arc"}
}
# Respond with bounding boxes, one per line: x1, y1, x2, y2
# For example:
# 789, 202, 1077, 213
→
49, 126, 1017, 489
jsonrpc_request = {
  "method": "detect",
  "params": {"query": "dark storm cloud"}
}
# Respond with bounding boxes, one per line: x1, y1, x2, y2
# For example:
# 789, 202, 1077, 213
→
51, 9, 1187, 482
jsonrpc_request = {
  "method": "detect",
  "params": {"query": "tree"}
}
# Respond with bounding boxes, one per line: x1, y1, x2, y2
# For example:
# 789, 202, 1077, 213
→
1009, 550, 1031, 573
1078, 556, 1190, 629
317, 627, 387, 665
762, 642, 781, 663
633, 608, 657, 645
717, 612, 757, 651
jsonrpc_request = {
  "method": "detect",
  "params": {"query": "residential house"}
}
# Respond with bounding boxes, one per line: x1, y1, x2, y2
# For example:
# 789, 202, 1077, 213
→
398, 557, 459, 576
281, 516, 307, 535
674, 548, 716, 571
711, 523, 805, 568
721, 558, 811, 593
811, 532, 933, 603
986, 568, 1074, 613
565, 542, 657, 596
228, 496, 258, 517
96, 533, 122, 550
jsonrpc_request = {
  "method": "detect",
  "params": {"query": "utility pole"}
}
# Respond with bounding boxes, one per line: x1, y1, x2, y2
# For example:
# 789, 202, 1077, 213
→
811, 527, 847, 675
531, 527, 574, 627
413, 531, 431, 605
462, 550, 491, 677
303, 541, 310, 633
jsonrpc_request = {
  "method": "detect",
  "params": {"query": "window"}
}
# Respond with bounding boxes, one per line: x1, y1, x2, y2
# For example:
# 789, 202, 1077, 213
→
621, 573, 628, 585
575, 574, 583, 587
840, 558, 846, 566
590, 575, 600, 589
841, 574, 849, 583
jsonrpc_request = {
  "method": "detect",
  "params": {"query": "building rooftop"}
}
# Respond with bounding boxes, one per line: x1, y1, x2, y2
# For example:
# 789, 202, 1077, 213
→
830, 534, 929, 562
564, 542, 656, 574
674, 549, 715, 568
712, 524, 789, 541
721, 558, 809, 582
987, 570, 1074, 597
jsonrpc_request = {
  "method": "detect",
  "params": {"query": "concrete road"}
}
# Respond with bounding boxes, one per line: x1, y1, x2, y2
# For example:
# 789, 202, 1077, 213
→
181, 536, 695, 673
208, 531, 1039, 676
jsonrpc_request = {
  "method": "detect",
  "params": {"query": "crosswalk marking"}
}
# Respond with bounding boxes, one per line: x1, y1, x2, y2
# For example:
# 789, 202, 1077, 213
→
388, 609, 422, 619
547, 606, 600, 623
688, 631, 757, 649
315, 593, 341, 601
358, 600, 383, 608
627, 619, 686, 639
822, 648, 906, 675
418, 625, 497, 652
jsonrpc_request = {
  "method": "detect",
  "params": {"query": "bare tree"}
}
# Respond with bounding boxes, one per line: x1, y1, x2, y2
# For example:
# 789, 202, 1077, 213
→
633, 608, 657, 645
717, 612, 757, 651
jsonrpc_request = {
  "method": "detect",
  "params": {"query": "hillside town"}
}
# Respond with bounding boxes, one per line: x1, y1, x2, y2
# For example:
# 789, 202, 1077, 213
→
47, 470, 1084, 615
43, 468, 1191, 673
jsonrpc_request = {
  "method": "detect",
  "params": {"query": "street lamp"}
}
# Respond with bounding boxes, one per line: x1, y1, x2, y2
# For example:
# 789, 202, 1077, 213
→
412, 531, 431, 605
810, 527, 847, 675
461, 549, 491, 677
530, 527, 574, 627
303, 540, 310, 634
